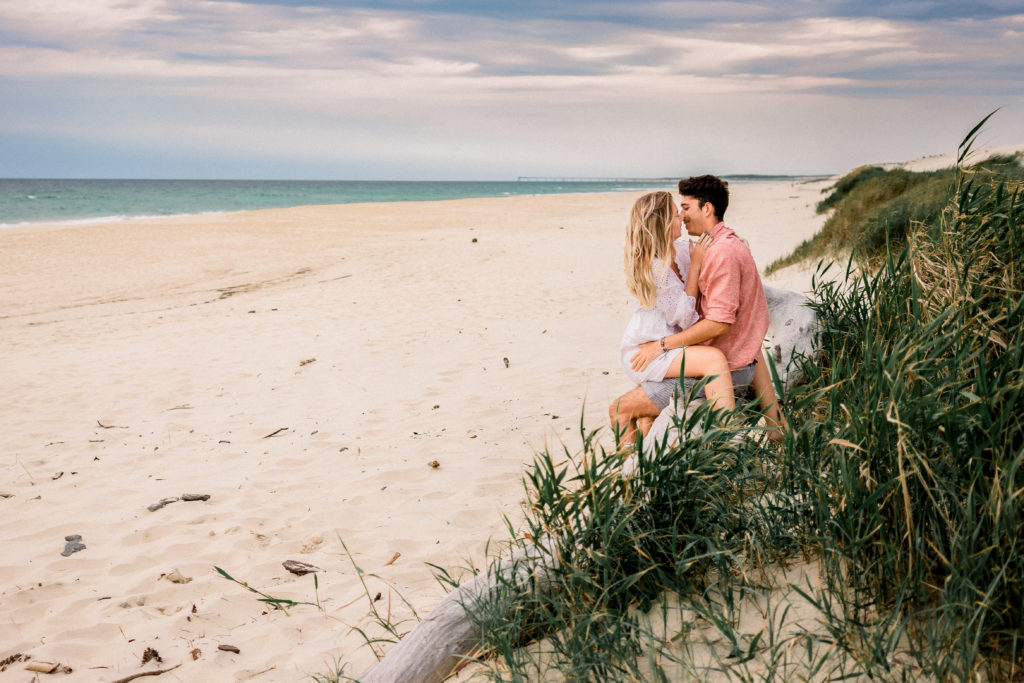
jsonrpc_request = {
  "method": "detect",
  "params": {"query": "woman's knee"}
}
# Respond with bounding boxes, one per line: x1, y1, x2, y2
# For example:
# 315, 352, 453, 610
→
692, 346, 729, 378
610, 387, 657, 422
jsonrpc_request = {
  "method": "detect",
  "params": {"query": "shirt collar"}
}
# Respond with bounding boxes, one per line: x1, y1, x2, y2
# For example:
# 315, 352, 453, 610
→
709, 221, 731, 238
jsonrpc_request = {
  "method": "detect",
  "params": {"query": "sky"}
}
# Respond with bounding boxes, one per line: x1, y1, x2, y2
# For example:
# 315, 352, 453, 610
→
1, 0, 1022, 179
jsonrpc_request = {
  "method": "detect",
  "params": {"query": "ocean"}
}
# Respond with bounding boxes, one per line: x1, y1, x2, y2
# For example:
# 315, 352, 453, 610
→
0, 178, 686, 228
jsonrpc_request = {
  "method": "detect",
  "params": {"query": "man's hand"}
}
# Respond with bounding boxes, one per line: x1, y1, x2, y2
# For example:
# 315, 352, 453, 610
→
630, 340, 662, 372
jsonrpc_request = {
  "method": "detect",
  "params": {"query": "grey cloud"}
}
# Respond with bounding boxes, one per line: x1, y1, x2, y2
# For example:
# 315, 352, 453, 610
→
2, 0, 1021, 179
222, 0, 1024, 24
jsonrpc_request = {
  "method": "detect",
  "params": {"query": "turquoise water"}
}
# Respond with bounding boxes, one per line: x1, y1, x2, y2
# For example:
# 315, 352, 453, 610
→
0, 178, 684, 227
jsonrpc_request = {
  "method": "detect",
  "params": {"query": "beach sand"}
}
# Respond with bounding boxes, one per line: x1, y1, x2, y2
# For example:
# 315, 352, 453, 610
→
0, 178, 829, 681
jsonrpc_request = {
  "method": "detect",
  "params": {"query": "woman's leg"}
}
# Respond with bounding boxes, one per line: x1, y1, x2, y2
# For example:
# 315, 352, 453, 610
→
663, 345, 736, 412
750, 350, 788, 441
609, 386, 660, 447
637, 416, 655, 436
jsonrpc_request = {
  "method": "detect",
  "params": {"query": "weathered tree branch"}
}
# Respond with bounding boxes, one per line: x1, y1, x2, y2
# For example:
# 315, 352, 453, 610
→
361, 536, 560, 683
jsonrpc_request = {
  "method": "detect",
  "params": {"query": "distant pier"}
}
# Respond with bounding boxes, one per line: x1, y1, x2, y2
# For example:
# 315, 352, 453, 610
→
515, 177, 675, 183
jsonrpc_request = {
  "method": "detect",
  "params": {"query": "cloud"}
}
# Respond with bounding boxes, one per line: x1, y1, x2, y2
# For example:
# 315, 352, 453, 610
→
0, 0, 173, 40
4, 2, 1016, 94
0, 0, 1021, 178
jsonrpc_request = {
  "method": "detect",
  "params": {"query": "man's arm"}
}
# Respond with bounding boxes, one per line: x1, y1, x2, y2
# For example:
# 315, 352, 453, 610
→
629, 318, 731, 372
664, 317, 730, 349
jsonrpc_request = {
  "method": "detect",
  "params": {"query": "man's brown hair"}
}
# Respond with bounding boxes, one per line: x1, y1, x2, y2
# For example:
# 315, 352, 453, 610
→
678, 175, 729, 220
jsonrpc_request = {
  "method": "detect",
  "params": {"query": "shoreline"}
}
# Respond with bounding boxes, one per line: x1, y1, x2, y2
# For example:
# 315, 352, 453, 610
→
0, 176, 833, 232
0, 210, 234, 232
0, 191, 663, 232
0, 180, 677, 231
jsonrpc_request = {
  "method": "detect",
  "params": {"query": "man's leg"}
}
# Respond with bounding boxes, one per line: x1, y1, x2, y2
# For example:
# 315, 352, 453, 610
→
750, 350, 788, 442
729, 363, 757, 398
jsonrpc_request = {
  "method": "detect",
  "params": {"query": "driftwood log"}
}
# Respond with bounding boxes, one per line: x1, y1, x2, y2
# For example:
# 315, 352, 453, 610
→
762, 285, 819, 392
360, 286, 818, 682
360, 536, 560, 683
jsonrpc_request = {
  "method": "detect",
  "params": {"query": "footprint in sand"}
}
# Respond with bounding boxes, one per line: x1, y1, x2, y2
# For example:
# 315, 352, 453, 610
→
300, 536, 325, 554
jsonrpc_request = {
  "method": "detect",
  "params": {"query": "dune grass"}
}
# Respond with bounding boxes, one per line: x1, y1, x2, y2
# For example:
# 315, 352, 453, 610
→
765, 147, 1021, 275
452, 120, 1023, 681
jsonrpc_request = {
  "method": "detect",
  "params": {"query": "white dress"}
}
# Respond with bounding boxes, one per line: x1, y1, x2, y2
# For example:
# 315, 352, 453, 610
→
620, 238, 699, 383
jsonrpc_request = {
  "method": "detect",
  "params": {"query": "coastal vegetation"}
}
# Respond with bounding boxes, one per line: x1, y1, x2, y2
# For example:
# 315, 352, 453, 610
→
449, 121, 1024, 680
766, 145, 1022, 274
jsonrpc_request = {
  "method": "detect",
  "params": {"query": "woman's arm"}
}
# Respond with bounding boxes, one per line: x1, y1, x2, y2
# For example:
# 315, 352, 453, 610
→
685, 232, 713, 298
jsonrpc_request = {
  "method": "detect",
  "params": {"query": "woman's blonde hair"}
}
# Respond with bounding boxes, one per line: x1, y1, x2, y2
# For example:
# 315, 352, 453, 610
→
625, 191, 675, 308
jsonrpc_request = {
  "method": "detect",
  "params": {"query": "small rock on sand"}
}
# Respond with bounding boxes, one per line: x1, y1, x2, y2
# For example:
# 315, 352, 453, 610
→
162, 569, 192, 584
282, 560, 319, 575
147, 497, 179, 512
61, 535, 86, 557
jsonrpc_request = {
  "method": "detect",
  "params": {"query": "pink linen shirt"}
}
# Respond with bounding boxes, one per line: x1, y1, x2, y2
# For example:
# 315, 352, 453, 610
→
697, 222, 769, 369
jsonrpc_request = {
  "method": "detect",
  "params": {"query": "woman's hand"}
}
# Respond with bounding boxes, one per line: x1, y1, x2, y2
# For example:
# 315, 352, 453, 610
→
686, 232, 713, 297
630, 340, 662, 372
689, 232, 713, 266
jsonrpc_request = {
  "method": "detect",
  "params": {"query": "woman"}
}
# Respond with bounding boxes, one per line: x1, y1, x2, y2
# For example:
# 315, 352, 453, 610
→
615, 191, 735, 444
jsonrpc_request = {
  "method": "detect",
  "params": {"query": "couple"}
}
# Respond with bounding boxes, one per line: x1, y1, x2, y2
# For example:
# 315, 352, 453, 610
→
609, 174, 784, 446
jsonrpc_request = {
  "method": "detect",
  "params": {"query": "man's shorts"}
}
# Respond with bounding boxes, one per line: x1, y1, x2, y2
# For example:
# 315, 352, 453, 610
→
641, 362, 757, 411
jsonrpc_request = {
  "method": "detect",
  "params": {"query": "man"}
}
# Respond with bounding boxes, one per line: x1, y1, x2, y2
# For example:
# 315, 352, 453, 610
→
609, 174, 776, 441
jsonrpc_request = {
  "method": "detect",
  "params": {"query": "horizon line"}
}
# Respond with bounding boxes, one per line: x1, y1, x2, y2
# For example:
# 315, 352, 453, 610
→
1, 173, 836, 183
